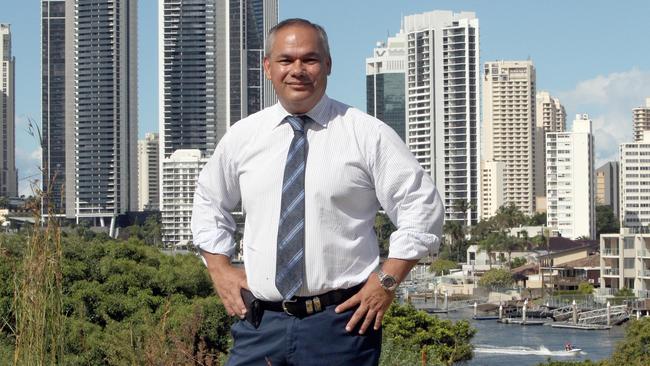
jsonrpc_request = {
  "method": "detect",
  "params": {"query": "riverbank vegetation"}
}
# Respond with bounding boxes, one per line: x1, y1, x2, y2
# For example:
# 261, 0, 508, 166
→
1, 223, 476, 365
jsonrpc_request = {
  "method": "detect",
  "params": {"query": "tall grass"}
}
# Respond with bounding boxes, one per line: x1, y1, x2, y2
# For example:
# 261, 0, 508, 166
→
12, 120, 64, 365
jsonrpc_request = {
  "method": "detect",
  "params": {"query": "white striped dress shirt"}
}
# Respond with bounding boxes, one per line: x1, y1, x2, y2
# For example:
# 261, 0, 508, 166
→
191, 95, 444, 301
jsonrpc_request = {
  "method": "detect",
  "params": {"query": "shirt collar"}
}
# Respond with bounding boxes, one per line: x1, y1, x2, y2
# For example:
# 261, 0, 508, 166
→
272, 94, 331, 129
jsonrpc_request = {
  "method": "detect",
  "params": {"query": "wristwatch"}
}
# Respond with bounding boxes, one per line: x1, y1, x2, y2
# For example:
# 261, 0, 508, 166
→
377, 270, 399, 291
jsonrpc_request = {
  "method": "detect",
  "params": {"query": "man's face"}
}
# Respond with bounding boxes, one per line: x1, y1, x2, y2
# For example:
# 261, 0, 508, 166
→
264, 24, 331, 114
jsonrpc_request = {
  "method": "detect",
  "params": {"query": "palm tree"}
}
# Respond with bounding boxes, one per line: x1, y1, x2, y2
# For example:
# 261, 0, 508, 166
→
478, 232, 500, 268
494, 203, 526, 229
443, 221, 465, 262
499, 233, 523, 269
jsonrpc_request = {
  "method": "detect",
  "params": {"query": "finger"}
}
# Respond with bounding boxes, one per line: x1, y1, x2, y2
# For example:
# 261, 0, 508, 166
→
358, 309, 376, 335
231, 290, 247, 317
345, 306, 367, 332
335, 294, 360, 314
373, 310, 385, 330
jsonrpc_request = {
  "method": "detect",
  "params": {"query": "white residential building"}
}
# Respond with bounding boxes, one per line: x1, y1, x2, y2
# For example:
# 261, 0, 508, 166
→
546, 114, 595, 240
619, 130, 650, 228
633, 97, 650, 142
138, 133, 159, 211
479, 160, 504, 218
600, 229, 650, 299
161, 150, 208, 248
403, 11, 480, 225
482, 60, 536, 215
534, 91, 565, 212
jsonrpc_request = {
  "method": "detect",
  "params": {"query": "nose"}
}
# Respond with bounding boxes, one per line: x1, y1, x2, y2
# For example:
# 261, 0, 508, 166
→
289, 59, 305, 76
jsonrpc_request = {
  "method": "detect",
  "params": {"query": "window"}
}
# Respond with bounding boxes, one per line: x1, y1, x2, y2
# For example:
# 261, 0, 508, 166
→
624, 258, 635, 269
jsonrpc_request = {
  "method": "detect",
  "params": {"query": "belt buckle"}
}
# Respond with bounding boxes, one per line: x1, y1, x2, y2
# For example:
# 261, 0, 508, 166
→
282, 298, 297, 316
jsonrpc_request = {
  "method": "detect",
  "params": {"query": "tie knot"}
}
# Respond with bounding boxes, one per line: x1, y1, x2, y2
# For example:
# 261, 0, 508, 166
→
286, 115, 308, 133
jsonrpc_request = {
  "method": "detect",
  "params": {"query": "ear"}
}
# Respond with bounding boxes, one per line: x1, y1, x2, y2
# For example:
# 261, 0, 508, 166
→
263, 57, 272, 80
326, 56, 332, 76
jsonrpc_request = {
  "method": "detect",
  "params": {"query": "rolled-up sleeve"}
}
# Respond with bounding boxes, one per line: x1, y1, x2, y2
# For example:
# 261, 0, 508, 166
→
369, 124, 444, 260
191, 134, 241, 257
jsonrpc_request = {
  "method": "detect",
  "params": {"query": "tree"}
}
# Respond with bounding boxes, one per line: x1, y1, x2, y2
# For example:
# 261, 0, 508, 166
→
578, 282, 594, 295
608, 317, 650, 366
528, 211, 547, 226
429, 259, 458, 275
596, 205, 619, 238
381, 304, 475, 366
478, 268, 514, 290
510, 256, 527, 269
443, 221, 465, 262
494, 203, 526, 229
477, 232, 500, 268
498, 233, 523, 268
374, 212, 396, 257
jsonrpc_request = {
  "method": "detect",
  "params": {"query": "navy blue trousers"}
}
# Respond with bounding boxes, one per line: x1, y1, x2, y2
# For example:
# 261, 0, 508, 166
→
226, 305, 382, 366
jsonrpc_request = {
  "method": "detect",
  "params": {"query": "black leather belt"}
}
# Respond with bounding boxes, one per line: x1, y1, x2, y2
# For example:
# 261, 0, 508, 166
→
261, 283, 363, 318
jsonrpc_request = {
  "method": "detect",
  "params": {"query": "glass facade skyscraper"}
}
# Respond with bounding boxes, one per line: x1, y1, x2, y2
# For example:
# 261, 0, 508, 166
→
159, 0, 277, 247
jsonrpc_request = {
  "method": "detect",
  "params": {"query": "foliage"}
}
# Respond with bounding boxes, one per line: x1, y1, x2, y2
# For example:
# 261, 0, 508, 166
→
374, 211, 396, 257
608, 317, 650, 366
443, 221, 466, 262
380, 304, 475, 366
478, 268, 514, 290
614, 288, 634, 297
596, 205, 619, 238
510, 256, 527, 269
0, 232, 232, 364
577, 282, 594, 295
13, 207, 65, 364
528, 212, 547, 226
429, 259, 458, 275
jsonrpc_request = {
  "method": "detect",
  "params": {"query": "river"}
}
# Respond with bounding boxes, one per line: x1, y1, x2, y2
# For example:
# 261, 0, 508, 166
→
438, 309, 627, 366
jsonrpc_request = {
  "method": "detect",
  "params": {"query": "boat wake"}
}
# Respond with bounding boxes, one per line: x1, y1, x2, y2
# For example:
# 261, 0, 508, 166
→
474, 344, 584, 357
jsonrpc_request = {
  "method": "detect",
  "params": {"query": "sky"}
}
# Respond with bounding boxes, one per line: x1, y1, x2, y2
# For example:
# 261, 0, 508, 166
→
1, 0, 650, 196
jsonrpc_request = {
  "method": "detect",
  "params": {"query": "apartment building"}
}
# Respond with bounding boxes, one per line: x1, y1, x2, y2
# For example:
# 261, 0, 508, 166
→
160, 149, 208, 247
534, 91, 565, 212
546, 114, 595, 240
600, 229, 650, 299
403, 10, 480, 225
479, 160, 504, 218
0, 24, 17, 198
482, 60, 536, 215
619, 130, 650, 228
366, 31, 407, 141
138, 133, 159, 211
596, 161, 619, 215
633, 97, 650, 142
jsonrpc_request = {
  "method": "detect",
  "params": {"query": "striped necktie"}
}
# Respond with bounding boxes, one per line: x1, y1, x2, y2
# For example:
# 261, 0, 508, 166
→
276, 115, 309, 299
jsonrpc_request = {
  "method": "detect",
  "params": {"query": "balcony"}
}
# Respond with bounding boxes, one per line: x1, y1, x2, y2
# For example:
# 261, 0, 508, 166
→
638, 249, 650, 258
602, 248, 620, 257
638, 269, 650, 278
602, 268, 620, 276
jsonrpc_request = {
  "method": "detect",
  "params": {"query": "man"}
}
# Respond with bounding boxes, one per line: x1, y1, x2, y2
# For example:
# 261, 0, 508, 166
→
191, 18, 443, 365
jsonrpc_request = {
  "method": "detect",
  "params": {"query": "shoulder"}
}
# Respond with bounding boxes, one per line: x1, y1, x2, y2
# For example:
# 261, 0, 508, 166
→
328, 98, 386, 134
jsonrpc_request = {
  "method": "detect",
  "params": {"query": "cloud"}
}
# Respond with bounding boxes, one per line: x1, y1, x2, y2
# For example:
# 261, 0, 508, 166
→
555, 68, 650, 167
15, 146, 42, 197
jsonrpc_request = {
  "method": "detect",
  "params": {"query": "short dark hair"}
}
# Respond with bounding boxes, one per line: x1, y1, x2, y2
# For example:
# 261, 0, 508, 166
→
265, 18, 331, 59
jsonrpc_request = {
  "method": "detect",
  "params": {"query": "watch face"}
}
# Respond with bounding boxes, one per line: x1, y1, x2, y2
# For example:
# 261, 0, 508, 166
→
382, 276, 396, 289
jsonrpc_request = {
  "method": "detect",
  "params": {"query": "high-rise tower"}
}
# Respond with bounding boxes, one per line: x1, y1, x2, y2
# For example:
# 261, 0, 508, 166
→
403, 11, 480, 225
0, 24, 17, 198
546, 114, 595, 239
74, 0, 138, 227
159, 0, 277, 247
633, 97, 650, 142
366, 31, 406, 141
482, 60, 536, 215
42, 1, 75, 216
